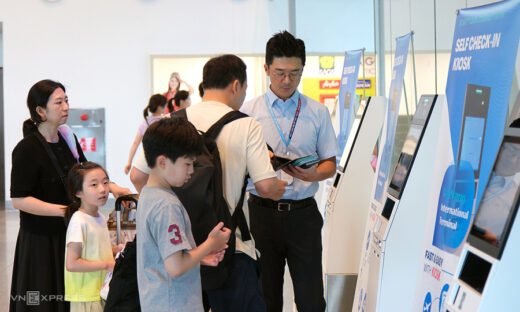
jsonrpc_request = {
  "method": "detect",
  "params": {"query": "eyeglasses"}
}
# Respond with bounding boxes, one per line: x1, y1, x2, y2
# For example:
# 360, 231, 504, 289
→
270, 69, 303, 81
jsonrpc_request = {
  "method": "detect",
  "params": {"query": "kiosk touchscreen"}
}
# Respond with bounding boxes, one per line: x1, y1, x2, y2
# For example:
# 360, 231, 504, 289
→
447, 127, 520, 312
362, 95, 437, 312
377, 95, 437, 238
328, 97, 370, 205
457, 84, 491, 180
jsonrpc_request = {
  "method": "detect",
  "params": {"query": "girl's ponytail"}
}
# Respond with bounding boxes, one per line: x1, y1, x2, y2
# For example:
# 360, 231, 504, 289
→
145, 94, 167, 124
64, 197, 81, 227
143, 104, 150, 125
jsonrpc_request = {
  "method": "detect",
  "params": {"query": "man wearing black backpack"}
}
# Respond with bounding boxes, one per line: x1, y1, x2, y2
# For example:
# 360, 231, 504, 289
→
131, 54, 287, 312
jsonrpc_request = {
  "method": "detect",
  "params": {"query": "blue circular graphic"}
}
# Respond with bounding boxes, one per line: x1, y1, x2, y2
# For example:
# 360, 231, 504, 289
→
423, 292, 432, 312
439, 283, 450, 312
433, 163, 475, 252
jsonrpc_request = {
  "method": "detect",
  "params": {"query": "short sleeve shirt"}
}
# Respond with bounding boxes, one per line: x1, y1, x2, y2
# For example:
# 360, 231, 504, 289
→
133, 101, 276, 260
137, 116, 163, 136
136, 186, 202, 312
65, 211, 113, 302
241, 88, 340, 200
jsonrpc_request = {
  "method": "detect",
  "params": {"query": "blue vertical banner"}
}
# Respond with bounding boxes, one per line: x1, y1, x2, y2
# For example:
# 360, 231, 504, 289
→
433, 0, 520, 255
372, 33, 411, 204
414, 1, 520, 310
337, 49, 363, 159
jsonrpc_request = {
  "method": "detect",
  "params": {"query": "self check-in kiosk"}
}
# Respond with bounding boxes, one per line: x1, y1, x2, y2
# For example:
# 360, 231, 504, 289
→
323, 96, 385, 312
446, 127, 520, 312
326, 97, 371, 211
359, 95, 437, 312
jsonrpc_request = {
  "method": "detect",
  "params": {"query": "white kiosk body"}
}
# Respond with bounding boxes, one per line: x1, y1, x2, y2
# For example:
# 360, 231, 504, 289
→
355, 95, 439, 312
323, 96, 386, 311
446, 127, 520, 312
354, 95, 447, 311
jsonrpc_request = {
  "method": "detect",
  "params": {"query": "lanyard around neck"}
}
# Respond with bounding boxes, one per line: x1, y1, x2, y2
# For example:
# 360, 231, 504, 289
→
265, 94, 302, 148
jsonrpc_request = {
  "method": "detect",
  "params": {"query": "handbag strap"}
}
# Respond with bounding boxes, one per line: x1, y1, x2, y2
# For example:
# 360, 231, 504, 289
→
34, 131, 70, 199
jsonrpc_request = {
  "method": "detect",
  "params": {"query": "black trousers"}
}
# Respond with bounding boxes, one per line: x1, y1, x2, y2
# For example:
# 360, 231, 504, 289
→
206, 253, 266, 312
248, 195, 326, 312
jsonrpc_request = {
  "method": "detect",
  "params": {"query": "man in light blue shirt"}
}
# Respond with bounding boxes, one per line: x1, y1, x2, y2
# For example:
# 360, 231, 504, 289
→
241, 31, 340, 312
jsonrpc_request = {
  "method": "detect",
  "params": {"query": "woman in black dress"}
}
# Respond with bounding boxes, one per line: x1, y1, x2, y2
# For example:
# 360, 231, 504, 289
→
10, 80, 130, 312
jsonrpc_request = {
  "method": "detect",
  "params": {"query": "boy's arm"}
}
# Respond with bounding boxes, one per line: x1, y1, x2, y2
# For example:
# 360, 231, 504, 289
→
163, 222, 231, 278
66, 242, 115, 272
163, 240, 217, 278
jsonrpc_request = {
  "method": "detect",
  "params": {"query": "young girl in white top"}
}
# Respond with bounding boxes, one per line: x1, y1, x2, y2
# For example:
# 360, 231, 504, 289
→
64, 161, 123, 312
124, 94, 167, 175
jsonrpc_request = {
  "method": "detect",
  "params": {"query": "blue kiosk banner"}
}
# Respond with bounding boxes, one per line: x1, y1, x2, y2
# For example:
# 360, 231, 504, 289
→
414, 1, 520, 311
336, 49, 363, 158
372, 33, 411, 205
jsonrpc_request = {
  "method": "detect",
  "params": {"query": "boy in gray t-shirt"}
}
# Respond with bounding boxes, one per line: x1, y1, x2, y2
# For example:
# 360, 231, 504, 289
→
136, 118, 231, 312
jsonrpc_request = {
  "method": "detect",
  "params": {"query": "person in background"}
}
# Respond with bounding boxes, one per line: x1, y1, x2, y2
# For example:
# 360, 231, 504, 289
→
64, 162, 124, 312
163, 72, 194, 113
137, 117, 230, 312
241, 31, 340, 312
10, 80, 130, 312
124, 94, 167, 175
173, 90, 192, 111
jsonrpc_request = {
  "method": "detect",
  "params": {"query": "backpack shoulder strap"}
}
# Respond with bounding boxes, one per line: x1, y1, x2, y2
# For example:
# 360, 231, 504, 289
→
232, 175, 251, 241
205, 111, 248, 140
206, 110, 251, 241
170, 108, 188, 120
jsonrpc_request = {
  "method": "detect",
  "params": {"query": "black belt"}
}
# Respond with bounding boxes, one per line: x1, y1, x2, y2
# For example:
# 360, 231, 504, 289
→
249, 194, 315, 212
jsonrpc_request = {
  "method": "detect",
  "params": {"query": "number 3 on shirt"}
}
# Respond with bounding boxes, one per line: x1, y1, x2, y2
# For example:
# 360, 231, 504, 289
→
168, 224, 183, 245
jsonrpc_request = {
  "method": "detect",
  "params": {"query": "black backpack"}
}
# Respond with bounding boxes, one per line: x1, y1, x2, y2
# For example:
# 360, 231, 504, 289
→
104, 238, 140, 312
171, 108, 251, 291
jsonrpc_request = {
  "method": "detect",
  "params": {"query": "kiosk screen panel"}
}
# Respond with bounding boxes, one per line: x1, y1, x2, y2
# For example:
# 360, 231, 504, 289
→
388, 124, 422, 198
413, 95, 436, 125
457, 84, 490, 178
468, 133, 520, 259
338, 99, 369, 172
458, 251, 491, 293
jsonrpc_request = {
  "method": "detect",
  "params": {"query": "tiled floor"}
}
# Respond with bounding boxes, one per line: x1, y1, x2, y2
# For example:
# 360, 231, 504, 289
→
0, 202, 296, 311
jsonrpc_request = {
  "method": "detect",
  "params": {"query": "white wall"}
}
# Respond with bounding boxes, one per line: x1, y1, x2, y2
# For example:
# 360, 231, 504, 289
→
0, 0, 289, 196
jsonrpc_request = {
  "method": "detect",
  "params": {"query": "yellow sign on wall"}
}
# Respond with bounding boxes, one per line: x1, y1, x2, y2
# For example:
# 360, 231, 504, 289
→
302, 76, 376, 105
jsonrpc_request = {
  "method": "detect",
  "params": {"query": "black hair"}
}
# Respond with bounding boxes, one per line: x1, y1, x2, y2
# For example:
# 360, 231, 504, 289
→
173, 90, 190, 109
64, 161, 108, 226
198, 82, 204, 98
143, 94, 167, 124
143, 117, 203, 168
265, 30, 306, 67
167, 98, 175, 113
202, 54, 247, 90
23, 79, 66, 137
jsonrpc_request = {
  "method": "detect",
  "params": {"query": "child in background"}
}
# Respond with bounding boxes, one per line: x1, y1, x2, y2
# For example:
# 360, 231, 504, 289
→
64, 161, 124, 312
163, 72, 195, 113
124, 94, 167, 175
173, 90, 192, 111
137, 118, 231, 312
